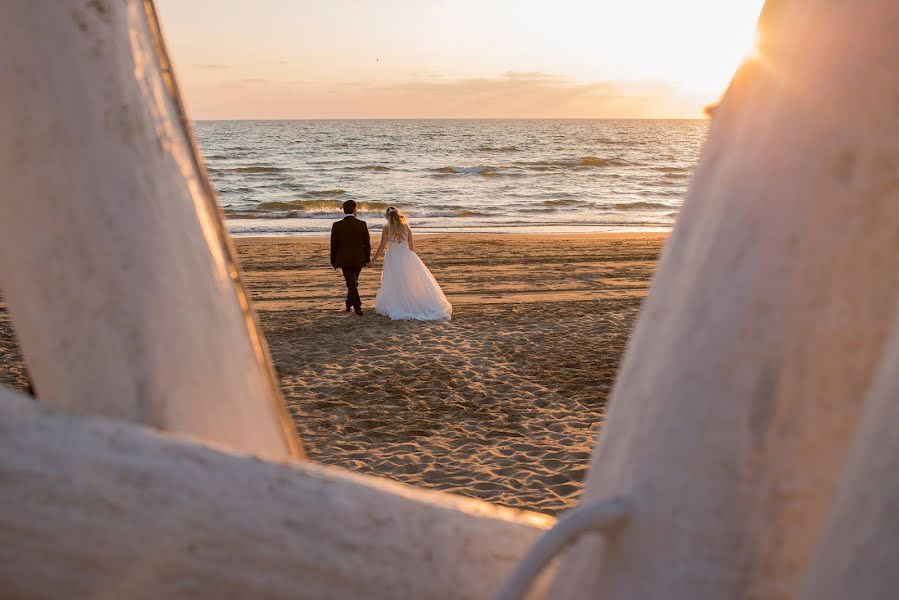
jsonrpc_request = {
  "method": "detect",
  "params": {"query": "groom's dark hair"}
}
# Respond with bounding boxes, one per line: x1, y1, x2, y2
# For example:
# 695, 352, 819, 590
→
342, 200, 357, 214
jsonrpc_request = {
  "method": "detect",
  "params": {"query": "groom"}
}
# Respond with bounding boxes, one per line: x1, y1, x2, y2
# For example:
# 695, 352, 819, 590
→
330, 199, 371, 315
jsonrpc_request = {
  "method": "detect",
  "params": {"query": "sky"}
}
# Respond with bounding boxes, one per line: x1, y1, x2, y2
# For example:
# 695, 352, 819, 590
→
155, 0, 766, 120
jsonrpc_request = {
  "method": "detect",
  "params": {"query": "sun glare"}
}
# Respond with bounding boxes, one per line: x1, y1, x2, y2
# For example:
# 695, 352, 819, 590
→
565, 0, 766, 108
156, 0, 767, 119
673, 4, 764, 100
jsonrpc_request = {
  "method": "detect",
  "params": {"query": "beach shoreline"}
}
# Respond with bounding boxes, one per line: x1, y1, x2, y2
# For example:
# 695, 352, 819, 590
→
0, 231, 666, 514
226, 220, 674, 238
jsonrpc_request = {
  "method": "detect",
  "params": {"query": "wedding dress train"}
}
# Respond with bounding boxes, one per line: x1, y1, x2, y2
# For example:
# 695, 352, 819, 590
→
375, 234, 452, 321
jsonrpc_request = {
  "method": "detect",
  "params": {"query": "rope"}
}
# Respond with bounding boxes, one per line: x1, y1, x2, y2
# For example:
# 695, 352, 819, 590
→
495, 496, 633, 600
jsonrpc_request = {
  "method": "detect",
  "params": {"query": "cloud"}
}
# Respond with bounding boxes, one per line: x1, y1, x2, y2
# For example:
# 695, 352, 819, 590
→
500, 71, 564, 81
183, 71, 704, 119
332, 72, 690, 118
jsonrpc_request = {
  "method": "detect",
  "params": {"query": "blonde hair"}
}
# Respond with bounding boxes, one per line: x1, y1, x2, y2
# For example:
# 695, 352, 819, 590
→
384, 206, 409, 242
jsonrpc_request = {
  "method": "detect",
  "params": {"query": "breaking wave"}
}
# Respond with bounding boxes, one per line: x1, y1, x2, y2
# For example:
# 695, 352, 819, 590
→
305, 189, 346, 197
228, 165, 287, 174
432, 165, 502, 176
254, 199, 390, 213
227, 201, 483, 220
612, 201, 672, 211
543, 198, 581, 207
348, 164, 391, 172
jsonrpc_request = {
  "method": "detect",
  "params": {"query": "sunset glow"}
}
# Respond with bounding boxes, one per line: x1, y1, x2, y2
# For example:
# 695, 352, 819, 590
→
156, 0, 765, 119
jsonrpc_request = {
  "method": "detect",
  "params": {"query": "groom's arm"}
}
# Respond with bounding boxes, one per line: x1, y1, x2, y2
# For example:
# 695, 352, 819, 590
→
363, 224, 372, 266
330, 223, 339, 269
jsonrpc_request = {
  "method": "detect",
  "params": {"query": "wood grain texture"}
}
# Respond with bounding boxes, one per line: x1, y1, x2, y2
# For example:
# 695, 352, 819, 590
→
550, 0, 899, 598
0, 386, 552, 600
0, 1, 301, 458
799, 310, 899, 600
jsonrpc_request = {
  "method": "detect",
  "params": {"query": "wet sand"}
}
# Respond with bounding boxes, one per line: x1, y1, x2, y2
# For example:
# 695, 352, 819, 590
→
0, 232, 665, 514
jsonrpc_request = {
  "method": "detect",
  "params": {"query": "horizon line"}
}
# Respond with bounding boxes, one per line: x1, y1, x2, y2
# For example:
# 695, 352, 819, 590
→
190, 116, 711, 122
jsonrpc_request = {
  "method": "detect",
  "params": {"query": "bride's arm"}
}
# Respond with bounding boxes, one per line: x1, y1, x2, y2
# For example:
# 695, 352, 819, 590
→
407, 226, 414, 251
371, 228, 388, 263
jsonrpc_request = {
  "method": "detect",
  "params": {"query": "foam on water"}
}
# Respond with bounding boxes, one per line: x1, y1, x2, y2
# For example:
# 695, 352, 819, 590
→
193, 119, 708, 236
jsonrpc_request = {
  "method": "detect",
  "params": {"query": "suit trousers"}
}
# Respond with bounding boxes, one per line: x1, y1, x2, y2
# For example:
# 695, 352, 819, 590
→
341, 266, 363, 310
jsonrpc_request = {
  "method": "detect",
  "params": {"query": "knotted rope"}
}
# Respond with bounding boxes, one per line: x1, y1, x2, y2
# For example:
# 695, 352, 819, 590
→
495, 496, 633, 600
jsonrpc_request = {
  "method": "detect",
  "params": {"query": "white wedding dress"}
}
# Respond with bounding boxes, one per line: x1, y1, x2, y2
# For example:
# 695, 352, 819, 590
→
375, 232, 452, 321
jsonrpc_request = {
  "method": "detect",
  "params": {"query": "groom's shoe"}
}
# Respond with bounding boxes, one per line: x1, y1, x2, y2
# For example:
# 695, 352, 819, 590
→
354, 307, 364, 316
345, 300, 352, 312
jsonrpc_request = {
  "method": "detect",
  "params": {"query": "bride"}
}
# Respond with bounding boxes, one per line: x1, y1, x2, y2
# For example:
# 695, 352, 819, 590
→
370, 206, 452, 321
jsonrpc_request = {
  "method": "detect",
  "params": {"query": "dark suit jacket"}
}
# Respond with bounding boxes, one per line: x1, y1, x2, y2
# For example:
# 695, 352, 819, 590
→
330, 215, 371, 268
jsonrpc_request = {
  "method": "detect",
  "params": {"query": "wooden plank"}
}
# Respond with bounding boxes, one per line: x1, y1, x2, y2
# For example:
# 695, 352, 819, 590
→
550, 1, 899, 598
0, 1, 301, 458
0, 385, 552, 599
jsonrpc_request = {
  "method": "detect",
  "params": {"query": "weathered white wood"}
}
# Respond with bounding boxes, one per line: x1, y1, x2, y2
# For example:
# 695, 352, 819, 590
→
0, 385, 552, 599
798, 311, 899, 600
0, 1, 302, 458
551, 1, 899, 598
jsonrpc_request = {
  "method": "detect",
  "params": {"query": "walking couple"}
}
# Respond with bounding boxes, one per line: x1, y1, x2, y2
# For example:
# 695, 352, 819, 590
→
330, 200, 452, 321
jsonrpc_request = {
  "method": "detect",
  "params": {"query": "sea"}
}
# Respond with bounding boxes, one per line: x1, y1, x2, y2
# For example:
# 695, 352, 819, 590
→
193, 119, 708, 237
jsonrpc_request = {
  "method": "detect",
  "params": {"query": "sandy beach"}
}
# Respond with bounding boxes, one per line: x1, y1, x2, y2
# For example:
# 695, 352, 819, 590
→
0, 232, 665, 515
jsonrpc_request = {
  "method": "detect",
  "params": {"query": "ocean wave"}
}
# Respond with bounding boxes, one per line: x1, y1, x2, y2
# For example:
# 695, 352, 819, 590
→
432, 165, 502, 176
416, 208, 488, 218
593, 138, 637, 146
305, 189, 347, 197
520, 207, 562, 214
226, 220, 676, 237
224, 211, 261, 219
228, 165, 287, 174
216, 186, 254, 194
433, 158, 628, 176
579, 156, 627, 167
652, 166, 691, 175
543, 198, 581, 207
477, 145, 521, 152
226, 203, 482, 220
638, 189, 682, 198
612, 201, 672, 211
255, 199, 391, 213
348, 164, 391, 172
511, 156, 630, 171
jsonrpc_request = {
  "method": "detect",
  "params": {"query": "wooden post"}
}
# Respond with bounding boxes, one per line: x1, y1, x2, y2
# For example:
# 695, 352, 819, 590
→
0, 385, 552, 599
550, 0, 899, 598
799, 312, 899, 599
0, 1, 302, 458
